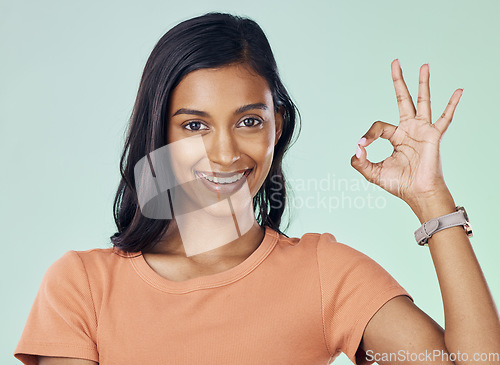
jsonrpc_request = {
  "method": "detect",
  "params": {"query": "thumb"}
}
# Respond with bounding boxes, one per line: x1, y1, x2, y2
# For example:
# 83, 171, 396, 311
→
350, 141, 378, 184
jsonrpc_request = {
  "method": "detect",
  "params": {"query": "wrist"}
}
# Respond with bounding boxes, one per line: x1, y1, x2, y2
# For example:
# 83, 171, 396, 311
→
409, 191, 457, 224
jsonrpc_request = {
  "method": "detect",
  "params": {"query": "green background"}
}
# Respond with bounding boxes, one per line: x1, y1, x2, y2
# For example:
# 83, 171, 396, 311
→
2, 0, 498, 363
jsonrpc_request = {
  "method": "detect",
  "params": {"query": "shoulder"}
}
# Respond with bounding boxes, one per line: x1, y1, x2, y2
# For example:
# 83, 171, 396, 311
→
71, 247, 132, 269
279, 229, 394, 281
274, 228, 337, 246
39, 248, 135, 315
273, 228, 375, 272
277, 229, 364, 259
43, 247, 131, 290
47, 248, 123, 272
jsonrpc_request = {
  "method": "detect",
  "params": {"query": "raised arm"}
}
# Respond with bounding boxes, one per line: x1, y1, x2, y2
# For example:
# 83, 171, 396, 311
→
350, 60, 500, 365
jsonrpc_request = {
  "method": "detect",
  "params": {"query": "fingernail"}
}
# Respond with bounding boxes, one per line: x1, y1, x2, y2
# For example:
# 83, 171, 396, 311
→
356, 145, 362, 158
358, 137, 367, 146
397, 59, 401, 68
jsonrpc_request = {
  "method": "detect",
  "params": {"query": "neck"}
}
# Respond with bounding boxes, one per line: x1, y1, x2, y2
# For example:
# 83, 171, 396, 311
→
150, 210, 265, 266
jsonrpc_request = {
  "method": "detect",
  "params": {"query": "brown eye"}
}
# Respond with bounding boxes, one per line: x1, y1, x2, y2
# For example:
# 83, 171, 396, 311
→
184, 121, 209, 131
237, 117, 263, 128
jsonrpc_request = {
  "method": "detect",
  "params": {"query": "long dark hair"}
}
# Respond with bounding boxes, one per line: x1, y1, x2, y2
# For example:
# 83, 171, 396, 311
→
110, 12, 301, 253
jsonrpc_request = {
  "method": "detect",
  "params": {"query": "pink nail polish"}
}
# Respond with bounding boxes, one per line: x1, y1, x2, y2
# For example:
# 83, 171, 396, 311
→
356, 145, 362, 158
358, 137, 366, 146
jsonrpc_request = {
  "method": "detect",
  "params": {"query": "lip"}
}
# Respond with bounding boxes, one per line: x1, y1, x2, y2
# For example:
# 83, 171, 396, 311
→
194, 168, 253, 197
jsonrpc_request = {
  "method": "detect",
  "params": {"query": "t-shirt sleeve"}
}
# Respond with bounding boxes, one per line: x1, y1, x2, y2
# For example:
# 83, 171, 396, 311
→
316, 233, 413, 365
14, 250, 99, 364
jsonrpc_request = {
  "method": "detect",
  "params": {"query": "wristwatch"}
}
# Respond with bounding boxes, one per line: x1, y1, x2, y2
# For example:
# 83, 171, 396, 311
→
414, 206, 473, 246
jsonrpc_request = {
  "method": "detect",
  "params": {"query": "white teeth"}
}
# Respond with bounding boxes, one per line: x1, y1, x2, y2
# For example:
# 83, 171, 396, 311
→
199, 171, 245, 184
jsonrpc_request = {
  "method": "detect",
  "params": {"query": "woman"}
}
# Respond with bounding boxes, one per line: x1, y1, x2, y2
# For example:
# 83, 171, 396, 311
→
14, 11, 500, 365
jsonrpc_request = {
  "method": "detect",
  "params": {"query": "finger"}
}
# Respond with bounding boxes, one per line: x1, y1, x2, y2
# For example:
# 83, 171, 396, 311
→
351, 121, 398, 185
416, 63, 431, 121
351, 143, 381, 185
391, 59, 416, 121
433, 89, 464, 135
357, 120, 398, 148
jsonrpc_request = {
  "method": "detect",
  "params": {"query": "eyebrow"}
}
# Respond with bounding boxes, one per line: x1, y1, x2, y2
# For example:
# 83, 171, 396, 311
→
171, 103, 269, 118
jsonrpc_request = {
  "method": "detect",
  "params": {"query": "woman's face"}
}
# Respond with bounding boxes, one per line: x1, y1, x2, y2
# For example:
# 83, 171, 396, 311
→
166, 63, 283, 216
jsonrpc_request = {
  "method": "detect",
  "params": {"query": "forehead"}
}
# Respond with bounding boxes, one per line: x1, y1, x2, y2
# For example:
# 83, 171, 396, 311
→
168, 64, 273, 112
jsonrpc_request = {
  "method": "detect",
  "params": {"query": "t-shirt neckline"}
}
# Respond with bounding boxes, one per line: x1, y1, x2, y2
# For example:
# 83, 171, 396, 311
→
126, 225, 279, 294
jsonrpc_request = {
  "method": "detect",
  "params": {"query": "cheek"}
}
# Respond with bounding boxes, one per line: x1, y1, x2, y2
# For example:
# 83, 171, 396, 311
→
259, 144, 274, 171
257, 132, 275, 167
167, 136, 207, 184
244, 133, 275, 183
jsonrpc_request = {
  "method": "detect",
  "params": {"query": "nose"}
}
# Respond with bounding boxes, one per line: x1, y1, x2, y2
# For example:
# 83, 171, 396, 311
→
205, 128, 240, 167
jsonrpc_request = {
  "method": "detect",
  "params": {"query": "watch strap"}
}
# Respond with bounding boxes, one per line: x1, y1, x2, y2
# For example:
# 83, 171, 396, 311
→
414, 207, 469, 246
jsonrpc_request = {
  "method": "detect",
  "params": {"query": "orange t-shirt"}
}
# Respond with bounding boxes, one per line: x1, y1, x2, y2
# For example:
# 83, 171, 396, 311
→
14, 226, 411, 365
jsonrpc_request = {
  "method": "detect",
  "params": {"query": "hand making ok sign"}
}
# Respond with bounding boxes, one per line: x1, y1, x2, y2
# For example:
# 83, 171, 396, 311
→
351, 59, 463, 209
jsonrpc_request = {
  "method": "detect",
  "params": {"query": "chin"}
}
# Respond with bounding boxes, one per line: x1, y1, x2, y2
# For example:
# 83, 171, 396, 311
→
199, 179, 254, 217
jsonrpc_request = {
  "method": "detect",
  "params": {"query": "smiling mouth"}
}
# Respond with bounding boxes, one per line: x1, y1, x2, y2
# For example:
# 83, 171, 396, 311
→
194, 169, 253, 184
